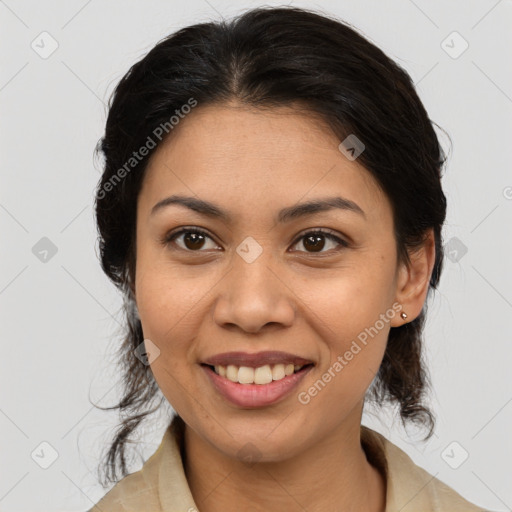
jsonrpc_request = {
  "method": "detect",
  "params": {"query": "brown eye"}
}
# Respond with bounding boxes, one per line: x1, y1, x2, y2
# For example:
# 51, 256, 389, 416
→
161, 227, 348, 254
163, 228, 220, 252
303, 233, 326, 252
182, 231, 206, 250
291, 230, 348, 254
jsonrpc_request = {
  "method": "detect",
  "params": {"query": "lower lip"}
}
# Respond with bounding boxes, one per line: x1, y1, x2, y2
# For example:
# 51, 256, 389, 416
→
201, 364, 313, 408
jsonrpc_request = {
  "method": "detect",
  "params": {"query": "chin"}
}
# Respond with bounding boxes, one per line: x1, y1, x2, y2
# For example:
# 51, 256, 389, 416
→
205, 417, 314, 463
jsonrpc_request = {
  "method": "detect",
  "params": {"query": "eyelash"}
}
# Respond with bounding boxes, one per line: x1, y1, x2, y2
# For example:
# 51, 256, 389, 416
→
160, 226, 349, 254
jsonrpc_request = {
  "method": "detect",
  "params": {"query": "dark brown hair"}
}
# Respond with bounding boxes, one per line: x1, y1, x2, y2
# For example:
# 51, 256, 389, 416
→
93, 5, 449, 487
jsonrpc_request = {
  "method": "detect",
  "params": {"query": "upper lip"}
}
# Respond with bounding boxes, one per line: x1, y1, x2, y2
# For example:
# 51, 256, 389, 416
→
202, 351, 314, 368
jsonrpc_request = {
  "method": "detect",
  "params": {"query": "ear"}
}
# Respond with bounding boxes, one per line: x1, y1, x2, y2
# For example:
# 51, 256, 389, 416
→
391, 228, 436, 327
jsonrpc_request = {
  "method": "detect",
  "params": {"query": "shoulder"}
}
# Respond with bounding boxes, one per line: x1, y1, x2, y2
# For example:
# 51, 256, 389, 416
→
87, 418, 198, 512
87, 443, 164, 512
361, 426, 493, 512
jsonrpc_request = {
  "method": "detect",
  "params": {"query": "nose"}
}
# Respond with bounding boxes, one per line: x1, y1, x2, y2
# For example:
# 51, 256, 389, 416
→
212, 248, 296, 334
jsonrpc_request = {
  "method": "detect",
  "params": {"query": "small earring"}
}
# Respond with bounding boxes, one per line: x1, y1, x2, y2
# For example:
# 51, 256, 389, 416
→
400, 312, 408, 320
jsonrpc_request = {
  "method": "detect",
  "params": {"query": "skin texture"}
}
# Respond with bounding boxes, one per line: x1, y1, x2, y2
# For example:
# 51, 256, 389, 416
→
134, 102, 436, 512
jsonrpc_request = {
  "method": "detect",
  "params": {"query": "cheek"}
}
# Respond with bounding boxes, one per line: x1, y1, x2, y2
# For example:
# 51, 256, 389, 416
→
135, 282, 188, 394
334, 327, 389, 390
297, 322, 390, 419
134, 262, 208, 401
296, 263, 394, 343
293, 271, 393, 403
137, 280, 199, 419
135, 259, 202, 339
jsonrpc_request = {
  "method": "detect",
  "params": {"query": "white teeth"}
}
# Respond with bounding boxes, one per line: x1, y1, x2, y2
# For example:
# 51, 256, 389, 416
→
226, 365, 238, 381
272, 364, 285, 380
238, 366, 254, 384
213, 362, 309, 384
254, 365, 273, 384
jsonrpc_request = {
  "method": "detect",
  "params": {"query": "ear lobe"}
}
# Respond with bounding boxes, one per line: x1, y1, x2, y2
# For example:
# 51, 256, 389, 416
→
392, 229, 436, 326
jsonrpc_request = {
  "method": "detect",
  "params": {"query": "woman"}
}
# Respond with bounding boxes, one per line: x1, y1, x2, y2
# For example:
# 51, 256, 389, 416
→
89, 6, 490, 511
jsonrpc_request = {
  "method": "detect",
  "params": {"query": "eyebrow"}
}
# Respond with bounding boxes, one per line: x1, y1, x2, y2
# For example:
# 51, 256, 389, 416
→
150, 194, 366, 223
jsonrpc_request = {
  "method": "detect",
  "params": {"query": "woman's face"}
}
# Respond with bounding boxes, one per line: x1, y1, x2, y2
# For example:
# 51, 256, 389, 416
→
134, 102, 409, 461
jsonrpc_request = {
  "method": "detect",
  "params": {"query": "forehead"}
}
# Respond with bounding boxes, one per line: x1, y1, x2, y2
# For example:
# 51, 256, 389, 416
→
138, 102, 389, 225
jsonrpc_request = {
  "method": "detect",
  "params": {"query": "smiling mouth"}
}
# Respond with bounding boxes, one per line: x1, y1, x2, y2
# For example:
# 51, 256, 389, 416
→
201, 363, 314, 385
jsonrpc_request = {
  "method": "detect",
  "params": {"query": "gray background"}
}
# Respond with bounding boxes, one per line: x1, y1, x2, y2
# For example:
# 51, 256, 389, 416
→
1, 0, 511, 510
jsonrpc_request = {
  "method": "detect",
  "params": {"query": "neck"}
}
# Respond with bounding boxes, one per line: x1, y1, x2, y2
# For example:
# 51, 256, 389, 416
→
182, 413, 386, 512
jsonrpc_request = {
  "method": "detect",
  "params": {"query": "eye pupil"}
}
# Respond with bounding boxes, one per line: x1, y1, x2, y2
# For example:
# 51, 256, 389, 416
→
304, 234, 325, 252
184, 232, 205, 250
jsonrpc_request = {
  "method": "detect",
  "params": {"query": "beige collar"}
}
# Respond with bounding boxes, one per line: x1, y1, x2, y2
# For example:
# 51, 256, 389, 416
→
103, 416, 485, 512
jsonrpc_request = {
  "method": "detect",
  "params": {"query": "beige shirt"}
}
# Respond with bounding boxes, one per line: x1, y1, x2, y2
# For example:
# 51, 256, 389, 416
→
89, 418, 488, 512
